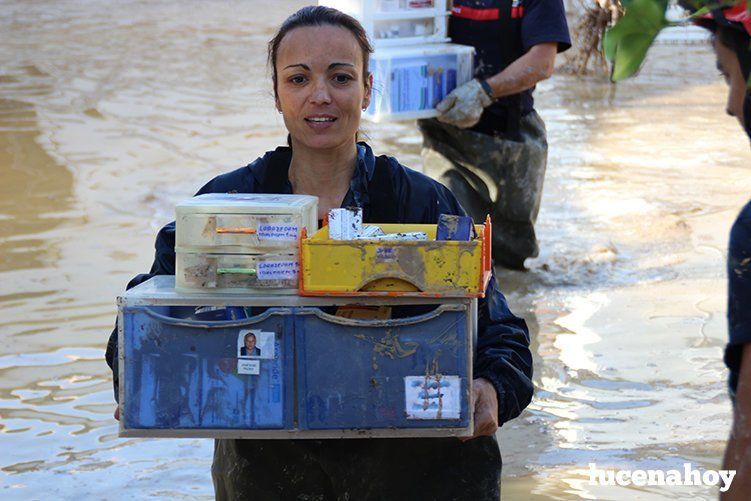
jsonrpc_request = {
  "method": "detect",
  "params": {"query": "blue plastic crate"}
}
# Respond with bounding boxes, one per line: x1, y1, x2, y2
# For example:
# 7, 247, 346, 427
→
117, 276, 475, 438
294, 305, 471, 430
120, 306, 294, 430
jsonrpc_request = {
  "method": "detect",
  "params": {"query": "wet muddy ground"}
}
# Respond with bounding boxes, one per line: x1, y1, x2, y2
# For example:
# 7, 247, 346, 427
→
1, 1, 750, 499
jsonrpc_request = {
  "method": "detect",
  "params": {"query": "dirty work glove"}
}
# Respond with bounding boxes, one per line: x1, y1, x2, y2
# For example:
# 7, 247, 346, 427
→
436, 79, 494, 129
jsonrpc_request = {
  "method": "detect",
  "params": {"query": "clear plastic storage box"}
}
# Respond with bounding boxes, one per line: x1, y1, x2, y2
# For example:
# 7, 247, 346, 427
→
319, 0, 449, 47
365, 43, 475, 122
176, 252, 299, 292
174, 193, 317, 293
175, 193, 318, 253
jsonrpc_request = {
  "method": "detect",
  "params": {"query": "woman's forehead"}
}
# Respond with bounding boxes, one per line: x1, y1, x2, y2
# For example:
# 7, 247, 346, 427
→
277, 25, 362, 68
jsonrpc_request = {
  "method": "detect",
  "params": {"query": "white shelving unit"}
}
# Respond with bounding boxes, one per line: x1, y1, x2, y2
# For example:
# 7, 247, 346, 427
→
320, 0, 450, 47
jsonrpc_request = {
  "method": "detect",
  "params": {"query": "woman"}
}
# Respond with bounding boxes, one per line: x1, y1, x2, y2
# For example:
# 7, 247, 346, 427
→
106, 6, 533, 499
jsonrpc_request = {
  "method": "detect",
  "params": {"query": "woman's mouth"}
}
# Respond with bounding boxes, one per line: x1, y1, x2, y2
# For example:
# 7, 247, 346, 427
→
305, 115, 337, 129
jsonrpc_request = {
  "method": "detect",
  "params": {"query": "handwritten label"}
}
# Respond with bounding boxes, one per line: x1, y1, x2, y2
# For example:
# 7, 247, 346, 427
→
258, 224, 298, 241
257, 261, 298, 280
404, 375, 461, 420
376, 247, 397, 262
237, 359, 260, 375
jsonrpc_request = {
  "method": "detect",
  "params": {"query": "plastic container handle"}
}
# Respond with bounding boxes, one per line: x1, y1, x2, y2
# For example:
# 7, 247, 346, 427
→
129, 306, 291, 328
295, 304, 465, 327
216, 227, 257, 234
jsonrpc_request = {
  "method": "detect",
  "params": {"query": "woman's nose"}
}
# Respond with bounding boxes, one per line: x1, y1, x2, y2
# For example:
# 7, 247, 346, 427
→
310, 79, 332, 104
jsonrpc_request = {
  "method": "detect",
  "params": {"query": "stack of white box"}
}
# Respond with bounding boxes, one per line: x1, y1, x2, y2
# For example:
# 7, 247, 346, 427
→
319, 0, 475, 122
174, 193, 318, 294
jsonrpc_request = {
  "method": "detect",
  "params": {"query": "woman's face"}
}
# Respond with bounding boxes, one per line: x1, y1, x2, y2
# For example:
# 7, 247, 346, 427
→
275, 25, 372, 152
714, 37, 748, 131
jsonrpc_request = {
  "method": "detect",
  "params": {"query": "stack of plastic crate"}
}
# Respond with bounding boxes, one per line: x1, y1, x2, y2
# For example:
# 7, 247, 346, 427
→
319, 0, 475, 122
117, 193, 486, 438
174, 193, 318, 294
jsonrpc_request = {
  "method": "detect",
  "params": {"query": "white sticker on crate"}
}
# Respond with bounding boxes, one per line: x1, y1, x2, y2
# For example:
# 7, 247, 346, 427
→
237, 359, 260, 375
258, 224, 298, 241
404, 375, 461, 420
256, 261, 298, 280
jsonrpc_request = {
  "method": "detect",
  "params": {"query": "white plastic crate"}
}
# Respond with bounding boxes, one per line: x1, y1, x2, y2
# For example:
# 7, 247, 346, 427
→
365, 43, 475, 122
319, 0, 449, 47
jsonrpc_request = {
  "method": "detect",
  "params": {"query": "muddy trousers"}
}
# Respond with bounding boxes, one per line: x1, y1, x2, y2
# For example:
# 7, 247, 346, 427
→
418, 112, 548, 269
212, 436, 502, 500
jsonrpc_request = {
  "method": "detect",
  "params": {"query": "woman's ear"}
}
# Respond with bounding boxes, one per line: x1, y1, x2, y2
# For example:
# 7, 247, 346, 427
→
362, 72, 374, 110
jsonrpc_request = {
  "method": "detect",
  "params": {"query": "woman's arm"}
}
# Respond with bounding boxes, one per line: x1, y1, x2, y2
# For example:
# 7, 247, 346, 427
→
460, 275, 533, 440
723, 207, 751, 498
105, 222, 177, 404
474, 275, 534, 427
408, 175, 534, 434
723, 342, 751, 499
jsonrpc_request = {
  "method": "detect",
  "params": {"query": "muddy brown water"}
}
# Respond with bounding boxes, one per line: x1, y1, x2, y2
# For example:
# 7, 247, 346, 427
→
1, 1, 750, 499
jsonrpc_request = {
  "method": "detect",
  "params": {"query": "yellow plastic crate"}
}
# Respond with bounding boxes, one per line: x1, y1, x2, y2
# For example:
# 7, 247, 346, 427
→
299, 217, 492, 298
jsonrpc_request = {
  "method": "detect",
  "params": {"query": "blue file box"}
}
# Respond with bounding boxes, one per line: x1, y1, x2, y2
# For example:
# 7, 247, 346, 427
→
295, 306, 471, 430
118, 276, 475, 438
121, 305, 294, 430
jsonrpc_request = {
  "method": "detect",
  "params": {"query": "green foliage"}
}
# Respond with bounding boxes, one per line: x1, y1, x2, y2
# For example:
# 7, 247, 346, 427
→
604, 0, 748, 82
603, 0, 670, 81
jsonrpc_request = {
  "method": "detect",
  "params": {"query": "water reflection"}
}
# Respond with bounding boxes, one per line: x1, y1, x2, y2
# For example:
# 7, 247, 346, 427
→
0, 1, 750, 499
0, 95, 75, 272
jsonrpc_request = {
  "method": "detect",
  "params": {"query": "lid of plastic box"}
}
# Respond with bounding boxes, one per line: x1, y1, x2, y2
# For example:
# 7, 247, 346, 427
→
176, 193, 318, 214
118, 275, 471, 306
371, 42, 475, 58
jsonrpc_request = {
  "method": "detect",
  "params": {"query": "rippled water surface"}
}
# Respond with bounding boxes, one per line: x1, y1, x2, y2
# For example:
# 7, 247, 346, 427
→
1, 1, 750, 499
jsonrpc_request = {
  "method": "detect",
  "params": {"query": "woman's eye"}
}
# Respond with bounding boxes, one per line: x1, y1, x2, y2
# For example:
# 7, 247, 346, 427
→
289, 75, 306, 85
334, 74, 353, 84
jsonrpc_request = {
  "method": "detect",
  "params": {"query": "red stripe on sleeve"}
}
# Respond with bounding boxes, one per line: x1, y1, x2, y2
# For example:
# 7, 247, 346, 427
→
451, 5, 501, 21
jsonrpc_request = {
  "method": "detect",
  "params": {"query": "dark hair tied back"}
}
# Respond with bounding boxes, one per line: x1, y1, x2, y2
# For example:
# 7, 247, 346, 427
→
267, 6, 374, 101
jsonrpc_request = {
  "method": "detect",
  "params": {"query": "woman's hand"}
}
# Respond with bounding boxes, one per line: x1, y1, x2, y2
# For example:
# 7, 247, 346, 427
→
114, 405, 120, 421
461, 377, 499, 441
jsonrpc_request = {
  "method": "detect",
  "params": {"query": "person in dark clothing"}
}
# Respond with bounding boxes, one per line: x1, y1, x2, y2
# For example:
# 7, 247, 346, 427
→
680, 2, 751, 498
418, 0, 571, 270
106, 6, 533, 500
699, 5, 751, 499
